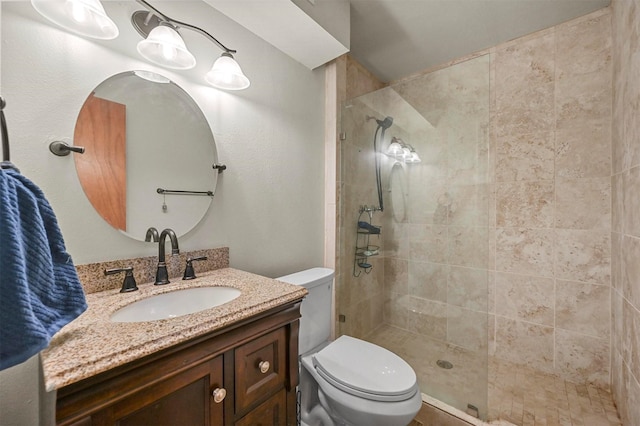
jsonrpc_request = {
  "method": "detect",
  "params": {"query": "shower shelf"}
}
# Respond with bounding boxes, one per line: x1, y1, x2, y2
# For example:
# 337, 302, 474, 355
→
355, 245, 380, 257
353, 206, 381, 277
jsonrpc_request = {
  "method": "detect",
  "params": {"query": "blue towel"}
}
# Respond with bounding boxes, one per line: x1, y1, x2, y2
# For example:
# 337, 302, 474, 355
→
0, 168, 87, 370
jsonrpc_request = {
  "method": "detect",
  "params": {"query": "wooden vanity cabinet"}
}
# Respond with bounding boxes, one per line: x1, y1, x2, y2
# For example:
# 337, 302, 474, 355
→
56, 301, 302, 426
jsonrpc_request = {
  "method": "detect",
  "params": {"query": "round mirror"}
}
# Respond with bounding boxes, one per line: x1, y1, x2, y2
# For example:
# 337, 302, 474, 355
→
73, 71, 217, 241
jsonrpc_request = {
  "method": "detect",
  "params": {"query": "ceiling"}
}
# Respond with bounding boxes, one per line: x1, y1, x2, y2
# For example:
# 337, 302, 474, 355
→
349, 0, 610, 82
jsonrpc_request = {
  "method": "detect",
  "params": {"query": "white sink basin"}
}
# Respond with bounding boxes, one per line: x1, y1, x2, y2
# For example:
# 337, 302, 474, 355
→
110, 286, 241, 323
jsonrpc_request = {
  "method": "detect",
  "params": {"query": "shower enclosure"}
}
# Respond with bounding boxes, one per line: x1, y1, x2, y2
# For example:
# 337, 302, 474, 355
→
337, 54, 491, 419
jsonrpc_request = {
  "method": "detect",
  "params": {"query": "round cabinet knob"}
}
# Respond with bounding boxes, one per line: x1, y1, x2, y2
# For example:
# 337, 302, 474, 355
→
259, 361, 270, 374
211, 387, 226, 403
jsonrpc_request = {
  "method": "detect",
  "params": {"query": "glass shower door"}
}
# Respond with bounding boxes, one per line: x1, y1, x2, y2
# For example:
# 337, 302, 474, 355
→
337, 54, 491, 420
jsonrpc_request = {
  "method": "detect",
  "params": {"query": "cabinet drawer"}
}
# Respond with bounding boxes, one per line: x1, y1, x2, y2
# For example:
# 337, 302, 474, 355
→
235, 327, 287, 413
235, 388, 287, 426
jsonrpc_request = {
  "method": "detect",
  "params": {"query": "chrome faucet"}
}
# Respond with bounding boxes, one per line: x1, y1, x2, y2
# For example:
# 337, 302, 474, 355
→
154, 228, 179, 285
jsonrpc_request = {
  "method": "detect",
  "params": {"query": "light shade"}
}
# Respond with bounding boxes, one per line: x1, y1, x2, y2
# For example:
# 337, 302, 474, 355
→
137, 24, 196, 70
31, 0, 119, 39
205, 52, 250, 90
386, 140, 404, 157
405, 151, 421, 163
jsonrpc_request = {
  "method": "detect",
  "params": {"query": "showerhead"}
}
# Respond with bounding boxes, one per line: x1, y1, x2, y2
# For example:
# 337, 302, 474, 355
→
366, 115, 394, 130
376, 116, 393, 130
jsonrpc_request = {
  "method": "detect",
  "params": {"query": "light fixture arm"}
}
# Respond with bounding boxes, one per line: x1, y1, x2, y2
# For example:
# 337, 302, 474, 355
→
135, 0, 236, 54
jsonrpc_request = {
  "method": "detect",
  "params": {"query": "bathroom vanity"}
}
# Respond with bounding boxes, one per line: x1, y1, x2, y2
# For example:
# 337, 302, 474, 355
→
41, 268, 307, 426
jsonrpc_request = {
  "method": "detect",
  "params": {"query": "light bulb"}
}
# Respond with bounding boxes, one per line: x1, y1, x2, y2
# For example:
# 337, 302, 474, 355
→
162, 44, 177, 61
67, 0, 87, 22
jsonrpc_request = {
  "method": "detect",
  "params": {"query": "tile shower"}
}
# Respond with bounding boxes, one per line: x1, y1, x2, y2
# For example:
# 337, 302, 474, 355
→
334, 6, 633, 425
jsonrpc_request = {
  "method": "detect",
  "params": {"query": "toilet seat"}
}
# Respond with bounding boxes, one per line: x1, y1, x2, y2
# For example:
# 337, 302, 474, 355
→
312, 335, 418, 402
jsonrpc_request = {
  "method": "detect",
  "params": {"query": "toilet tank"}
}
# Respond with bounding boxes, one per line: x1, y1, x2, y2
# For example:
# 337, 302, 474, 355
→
276, 268, 334, 355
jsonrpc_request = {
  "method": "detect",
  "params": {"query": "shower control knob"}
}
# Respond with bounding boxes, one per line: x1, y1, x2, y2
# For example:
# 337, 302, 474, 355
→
259, 361, 270, 374
211, 387, 226, 403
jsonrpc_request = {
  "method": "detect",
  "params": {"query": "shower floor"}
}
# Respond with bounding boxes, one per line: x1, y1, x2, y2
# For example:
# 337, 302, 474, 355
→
365, 324, 622, 426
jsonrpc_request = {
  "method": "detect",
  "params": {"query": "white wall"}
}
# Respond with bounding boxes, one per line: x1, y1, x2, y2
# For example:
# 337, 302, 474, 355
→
0, 1, 326, 424
1, 1, 325, 274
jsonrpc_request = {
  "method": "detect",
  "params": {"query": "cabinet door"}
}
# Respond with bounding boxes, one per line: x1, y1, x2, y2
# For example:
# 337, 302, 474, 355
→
91, 356, 224, 426
234, 389, 287, 426
234, 327, 287, 414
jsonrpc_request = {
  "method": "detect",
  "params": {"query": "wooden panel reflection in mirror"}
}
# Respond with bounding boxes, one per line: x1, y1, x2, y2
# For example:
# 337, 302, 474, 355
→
74, 93, 126, 231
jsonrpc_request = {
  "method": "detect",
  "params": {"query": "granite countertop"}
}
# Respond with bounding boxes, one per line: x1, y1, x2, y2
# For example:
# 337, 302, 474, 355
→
41, 268, 307, 392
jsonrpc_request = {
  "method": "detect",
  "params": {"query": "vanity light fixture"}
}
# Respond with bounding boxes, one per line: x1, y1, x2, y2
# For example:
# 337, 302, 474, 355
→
386, 137, 421, 163
31, 0, 119, 39
132, 0, 250, 90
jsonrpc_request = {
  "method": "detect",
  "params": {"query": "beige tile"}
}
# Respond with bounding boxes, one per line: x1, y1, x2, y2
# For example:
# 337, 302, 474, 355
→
494, 34, 555, 107
448, 184, 491, 227
408, 261, 448, 303
556, 122, 612, 179
495, 228, 555, 277
623, 166, 640, 238
621, 235, 640, 309
612, 289, 624, 355
384, 221, 409, 259
611, 72, 626, 174
556, 69, 612, 130
496, 131, 554, 183
496, 181, 554, 228
556, 280, 610, 338
447, 226, 490, 268
447, 305, 487, 351
408, 181, 448, 225
555, 229, 611, 285
555, 329, 609, 387
623, 298, 640, 382
555, 177, 611, 230
612, 172, 624, 234
484, 269, 495, 313
447, 266, 489, 312
383, 292, 411, 330
495, 272, 555, 326
384, 257, 409, 295
488, 313, 496, 356
494, 32, 555, 91
556, 12, 612, 80
611, 350, 625, 425
408, 297, 447, 341
447, 128, 491, 187
496, 82, 555, 137
627, 362, 640, 426
409, 224, 448, 263
345, 55, 385, 100
495, 317, 554, 372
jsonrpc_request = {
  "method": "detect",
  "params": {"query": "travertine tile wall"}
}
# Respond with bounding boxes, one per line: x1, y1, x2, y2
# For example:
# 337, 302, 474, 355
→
335, 55, 386, 338
490, 9, 613, 387
336, 5, 622, 393
611, 0, 640, 424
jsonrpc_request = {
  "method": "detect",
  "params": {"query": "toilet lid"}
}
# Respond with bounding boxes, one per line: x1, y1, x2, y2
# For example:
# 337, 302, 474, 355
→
312, 335, 418, 402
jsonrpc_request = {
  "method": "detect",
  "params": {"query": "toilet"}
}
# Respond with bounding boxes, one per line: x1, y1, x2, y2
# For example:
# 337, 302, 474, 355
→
277, 268, 422, 426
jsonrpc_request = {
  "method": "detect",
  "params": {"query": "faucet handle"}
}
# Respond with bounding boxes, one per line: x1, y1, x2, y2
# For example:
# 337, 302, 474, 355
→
105, 267, 139, 293
182, 256, 208, 280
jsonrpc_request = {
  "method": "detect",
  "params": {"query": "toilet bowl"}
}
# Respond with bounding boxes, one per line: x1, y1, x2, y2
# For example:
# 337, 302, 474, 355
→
301, 335, 422, 426
277, 268, 421, 426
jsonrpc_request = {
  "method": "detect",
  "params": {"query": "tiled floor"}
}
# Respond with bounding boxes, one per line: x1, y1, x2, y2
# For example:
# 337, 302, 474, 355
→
489, 359, 622, 426
365, 324, 622, 426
